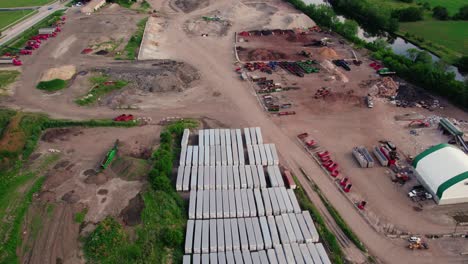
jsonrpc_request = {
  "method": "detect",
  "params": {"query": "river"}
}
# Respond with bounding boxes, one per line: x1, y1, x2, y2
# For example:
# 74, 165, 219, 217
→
300, 0, 466, 81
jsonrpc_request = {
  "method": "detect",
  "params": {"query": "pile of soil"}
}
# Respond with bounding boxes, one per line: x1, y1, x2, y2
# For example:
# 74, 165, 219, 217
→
174, 0, 209, 13
41, 128, 82, 143
248, 49, 287, 61
318, 47, 338, 59
41, 65, 76, 81
120, 194, 144, 226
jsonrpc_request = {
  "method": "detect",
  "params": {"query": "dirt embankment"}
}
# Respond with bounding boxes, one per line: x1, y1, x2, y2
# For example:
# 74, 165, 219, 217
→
174, 0, 209, 13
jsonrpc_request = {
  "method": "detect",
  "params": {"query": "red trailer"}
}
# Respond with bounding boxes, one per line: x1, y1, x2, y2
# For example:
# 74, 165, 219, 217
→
20, 50, 32, 55
283, 170, 296, 189
114, 114, 134, 122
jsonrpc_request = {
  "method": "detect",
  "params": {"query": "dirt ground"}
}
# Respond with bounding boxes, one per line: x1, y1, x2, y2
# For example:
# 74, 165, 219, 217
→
2, 0, 468, 263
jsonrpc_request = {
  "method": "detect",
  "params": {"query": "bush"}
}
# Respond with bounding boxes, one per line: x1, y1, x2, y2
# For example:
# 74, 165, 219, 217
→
454, 5, 468, 20
432, 6, 449, 20
456, 56, 468, 72
36, 79, 67, 92
392, 7, 423, 22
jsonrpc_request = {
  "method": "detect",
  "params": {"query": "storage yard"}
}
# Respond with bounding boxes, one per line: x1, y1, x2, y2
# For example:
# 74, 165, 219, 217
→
1, 0, 467, 263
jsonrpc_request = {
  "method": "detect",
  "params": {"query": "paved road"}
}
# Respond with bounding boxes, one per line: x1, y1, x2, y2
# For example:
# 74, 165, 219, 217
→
0, 1, 66, 47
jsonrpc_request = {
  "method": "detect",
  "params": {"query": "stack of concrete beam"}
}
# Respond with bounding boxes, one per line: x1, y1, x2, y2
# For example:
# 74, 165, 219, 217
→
352, 146, 375, 168
373, 146, 389, 166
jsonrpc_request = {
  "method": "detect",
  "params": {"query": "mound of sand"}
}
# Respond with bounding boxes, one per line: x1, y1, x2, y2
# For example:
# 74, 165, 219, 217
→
41, 65, 76, 81
270, 13, 316, 29
318, 47, 338, 59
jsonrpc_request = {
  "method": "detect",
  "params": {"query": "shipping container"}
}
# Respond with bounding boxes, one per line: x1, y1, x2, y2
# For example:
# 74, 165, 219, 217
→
180, 145, 187, 166
274, 215, 290, 244
220, 129, 226, 146
193, 254, 201, 264
244, 128, 252, 146
234, 251, 244, 264
258, 144, 268, 166
216, 145, 222, 166
181, 129, 190, 147
282, 244, 295, 264
210, 253, 218, 264
236, 129, 244, 165
241, 189, 250, 217
268, 188, 281, 215
259, 216, 272, 249
189, 190, 196, 219
275, 188, 287, 214
300, 244, 313, 263
242, 251, 253, 264
249, 127, 258, 145
215, 129, 221, 145
251, 164, 260, 188
270, 144, 280, 165
275, 246, 288, 264
264, 144, 274, 166
228, 189, 236, 218
182, 165, 191, 191
255, 127, 263, 144
198, 146, 204, 167
245, 165, 254, 189
226, 144, 233, 166
223, 191, 230, 218
226, 251, 235, 264
199, 130, 204, 147
254, 189, 265, 216
227, 166, 234, 190
296, 213, 313, 244
237, 218, 249, 251
307, 243, 322, 264
183, 255, 190, 264
218, 252, 227, 264
232, 166, 240, 189
253, 145, 261, 166
224, 218, 233, 252
302, 211, 319, 242
258, 250, 269, 263
252, 217, 264, 250
210, 219, 217, 253
262, 189, 273, 216
282, 213, 297, 243
316, 243, 332, 264
176, 166, 184, 191
244, 217, 256, 251
287, 189, 301, 213
186, 146, 193, 166
247, 190, 257, 217
193, 220, 203, 254
185, 220, 195, 254
221, 145, 227, 166
273, 166, 285, 187
230, 219, 240, 251
234, 189, 243, 217
231, 130, 239, 166
280, 188, 293, 213
196, 190, 203, 219
197, 166, 204, 190
239, 165, 247, 189
267, 215, 280, 248
221, 166, 228, 190
291, 243, 305, 264
205, 129, 210, 147
250, 252, 260, 263
204, 166, 210, 190
190, 166, 198, 190
267, 166, 278, 187
216, 190, 223, 218
203, 190, 210, 219
210, 146, 216, 166
215, 166, 222, 190
210, 190, 216, 219
257, 165, 267, 188
217, 219, 225, 252
283, 170, 296, 189
267, 248, 279, 264
247, 145, 255, 165
289, 213, 305, 243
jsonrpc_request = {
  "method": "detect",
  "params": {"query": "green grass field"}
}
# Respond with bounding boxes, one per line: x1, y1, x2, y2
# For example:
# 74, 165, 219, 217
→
416, 0, 466, 15
0, 0, 54, 8
0, 10, 34, 30
400, 20, 468, 56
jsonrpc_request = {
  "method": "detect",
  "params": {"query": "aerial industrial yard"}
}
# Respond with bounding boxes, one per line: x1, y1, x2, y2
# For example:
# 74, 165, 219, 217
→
0, 0, 467, 263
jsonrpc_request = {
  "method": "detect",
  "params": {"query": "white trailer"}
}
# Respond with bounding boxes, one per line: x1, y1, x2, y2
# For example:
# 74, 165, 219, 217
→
267, 215, 280, 248
197, 166, 204, 190
222, 191, 230, 218
232, 166, 240, 189
258, 144, 268, 166
234, 189, 243, 217
275, 188, 287, 214
288, 213, 305, 243
262, 189, 273, 216
176, 166, 184, 191
307, 243, 322, 264
210, 253, 218, 264
180, 145, 187, 166
239, 165, 247, 189
258, 250, 269, 263
181, 128, 190, 147
204, 166, 210, 190
257, 165, 267, 188
244, 165, 253, 189
190, 166, 198, 190
302, 211, 319, 242
237, 218, 249, 251
193, 146, 199, 166
185, 220, 195, 254
264, 144, 274, 166
259, 216, 272, 249
215, 145, 222, 166
231, 130, 239, 166
194, 220, 203, 254
242, 250, 252, 264
244, 217, 257, 251
210, 190, 216, 219
267, 249, 279, 264
274, 215, 290, 244
253, 145, 261, 166
246, 145, 255, 165
282, 214, 297, 243
221, 145, 227, 166
224, 218, 233, 252
193, 254, 201, 264
273, 166, 285, 187
244, 128, 252, 146
196, 190, 203, 219
255, 127, 263, 144
230, 219, 240, 251
254, 189, 265, 216
251, 164, 260, 188
249, 127, 258, 145
287, 189, 302, 214
186, 146, 193, 166
215, 166, 222, 190
270, 144, 280, 165
204, 145, 210, 166
275, 246, 288, 264
247, 190, 257, 217
209, 166, 216, 190
220, 129, 226, 146
183, 255, 190, 264
189, 190, 196, 219
280, 188, 293, 213
209, 219, 217, 253
296, 213, 314, 244
267, 166, 278, 187
300, 244, 313, 263
210, 146, 216, 166
228, 189, 236, 218
268, 188, 280, 215
226, 251, 235, 264
221, 166, 228, 190
233, 251, 244, 264
217, 219, 225, 252
199, 130, 204, 146
201, 253, 209, 263
252, 217, 264, 250
216, 190, 223, 218
316, 243, 332, 264
227, 166, 234, 190
236, 129, 245, 165
214, 129, 221, 145
282, 244, 295, 264
203, 190, 210, 219
226, 144, 233, 166
241, 189, 250, 217
182, 165, 191, 191
291, 243, 305, 264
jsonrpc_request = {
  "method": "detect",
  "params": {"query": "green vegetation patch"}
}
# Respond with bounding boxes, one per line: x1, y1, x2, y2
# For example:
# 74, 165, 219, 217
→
0, 70, 20, 93
417, 0, 466, 15
36, 79, 67, 92
0, 10, 35, 30
118, 17, 148, 60
75, 75, 128, 106
0, 0, 53, 8
74, 208, 88, 224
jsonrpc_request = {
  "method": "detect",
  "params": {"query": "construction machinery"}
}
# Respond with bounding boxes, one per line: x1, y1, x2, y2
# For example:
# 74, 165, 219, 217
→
114, 114, 134, 122
101, 140, 119, 170
298, 50, 312, 58
297, 133, 318, 149
378, 68, 396, 75
408, 238, 429, 250
332, 59, 351, 71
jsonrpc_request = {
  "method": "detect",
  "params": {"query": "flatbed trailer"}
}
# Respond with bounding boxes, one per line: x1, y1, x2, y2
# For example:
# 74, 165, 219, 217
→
184, 220, 195, 253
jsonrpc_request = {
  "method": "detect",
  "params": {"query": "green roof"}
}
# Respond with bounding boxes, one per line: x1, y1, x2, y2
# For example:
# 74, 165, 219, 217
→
439, 118, 463, 136
436, 171, 468, 199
